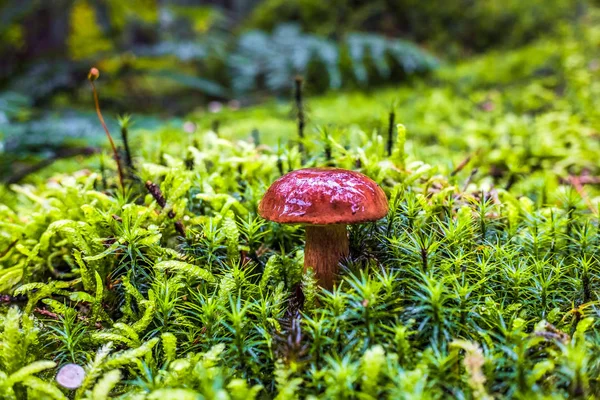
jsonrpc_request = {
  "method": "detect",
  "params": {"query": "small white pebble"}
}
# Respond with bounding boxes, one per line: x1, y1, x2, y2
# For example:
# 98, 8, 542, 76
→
183, 121, 196, 133
208, 101, 223, 113
56, 363, 85, 389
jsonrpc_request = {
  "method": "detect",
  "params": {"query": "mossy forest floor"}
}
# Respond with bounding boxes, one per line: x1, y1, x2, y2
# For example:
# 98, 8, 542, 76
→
1, 13, 600, 400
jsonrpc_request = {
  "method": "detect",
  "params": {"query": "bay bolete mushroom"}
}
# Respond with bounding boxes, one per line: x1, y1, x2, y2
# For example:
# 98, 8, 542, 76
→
259, 168, 388, 289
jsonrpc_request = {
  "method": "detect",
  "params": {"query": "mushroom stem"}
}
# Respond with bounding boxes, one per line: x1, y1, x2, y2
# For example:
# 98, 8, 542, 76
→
304, 224, 349, 289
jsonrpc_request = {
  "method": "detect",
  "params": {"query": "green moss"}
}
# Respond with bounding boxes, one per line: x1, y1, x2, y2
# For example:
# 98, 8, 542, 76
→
0, 13, 599, 400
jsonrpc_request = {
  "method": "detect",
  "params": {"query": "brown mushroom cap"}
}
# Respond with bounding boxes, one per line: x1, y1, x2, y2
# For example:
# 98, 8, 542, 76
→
259, 168, 388, 225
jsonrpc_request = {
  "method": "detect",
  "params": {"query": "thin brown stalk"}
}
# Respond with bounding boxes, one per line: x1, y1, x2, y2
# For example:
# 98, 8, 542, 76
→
88, 68, 125, 192
451, 154, 472, 176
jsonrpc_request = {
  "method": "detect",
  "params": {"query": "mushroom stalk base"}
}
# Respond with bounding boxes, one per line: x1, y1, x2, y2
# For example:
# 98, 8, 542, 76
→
304, 224, 349, 289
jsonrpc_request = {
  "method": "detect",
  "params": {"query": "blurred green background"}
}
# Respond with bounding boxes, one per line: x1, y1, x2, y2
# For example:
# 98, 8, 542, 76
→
0, 0, 590, 182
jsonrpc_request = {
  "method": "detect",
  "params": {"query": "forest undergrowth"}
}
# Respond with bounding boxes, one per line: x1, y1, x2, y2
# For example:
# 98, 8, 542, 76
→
0, 12, 600, 400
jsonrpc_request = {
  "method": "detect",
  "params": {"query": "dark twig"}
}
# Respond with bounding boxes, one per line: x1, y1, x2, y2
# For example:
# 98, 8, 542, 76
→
0, 239, 19, 259
145, 181, 167, 208
504, 173, 517, 191
34, 308, 59, 319
451, 154, 473, 176
252, 128, 260, 146
119, 115, 134, 172
276, 138, 284, 176
273, 306, 309, 366
145, 181, 186, 236
99, 153, 107, 190
294, 76, 306, 163
386, 110, 395, 157
185, 152, 195, 171
462, 168, 478, 192
211, 120, 220, 135
322, 128, 333, 166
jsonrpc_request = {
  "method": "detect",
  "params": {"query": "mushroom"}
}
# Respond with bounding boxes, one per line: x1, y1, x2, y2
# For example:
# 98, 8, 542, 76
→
259, 168, 388, 289
56, 363, 85, 389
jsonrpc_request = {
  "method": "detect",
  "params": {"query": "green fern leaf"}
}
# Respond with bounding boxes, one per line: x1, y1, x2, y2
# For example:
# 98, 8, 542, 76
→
147, 388, 200, 400
161, 333, 177, 363
4, 361, 56, 388
131, 290, 156, 334
0, 307, 23, 373
154, 261, 215, 283
90, 369, 121, 400
92, 271, 104, 322
22, 376, 67, 400
104, 338, 159, 370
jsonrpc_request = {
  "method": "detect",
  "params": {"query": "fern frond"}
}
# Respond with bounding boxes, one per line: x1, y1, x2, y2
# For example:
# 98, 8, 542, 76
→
90, 369, 121, 400
91, 271, 104, 322
3, 360, 56, 388
154, 261, 215, 283
104, 338, 159, 370
230, 24, 437, 94
147, 388, 200, 400
161, 333, 177, 363
131, 290, 156, 334
22, 376, 67, 400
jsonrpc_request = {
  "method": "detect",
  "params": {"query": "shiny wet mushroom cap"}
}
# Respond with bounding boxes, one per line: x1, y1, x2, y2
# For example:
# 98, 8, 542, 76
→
259, 168, 388, 224
259, 168, 388, 288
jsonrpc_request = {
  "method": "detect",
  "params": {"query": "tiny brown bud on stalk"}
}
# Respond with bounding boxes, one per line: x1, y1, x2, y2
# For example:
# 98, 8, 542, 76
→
88, 67, 99, 81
